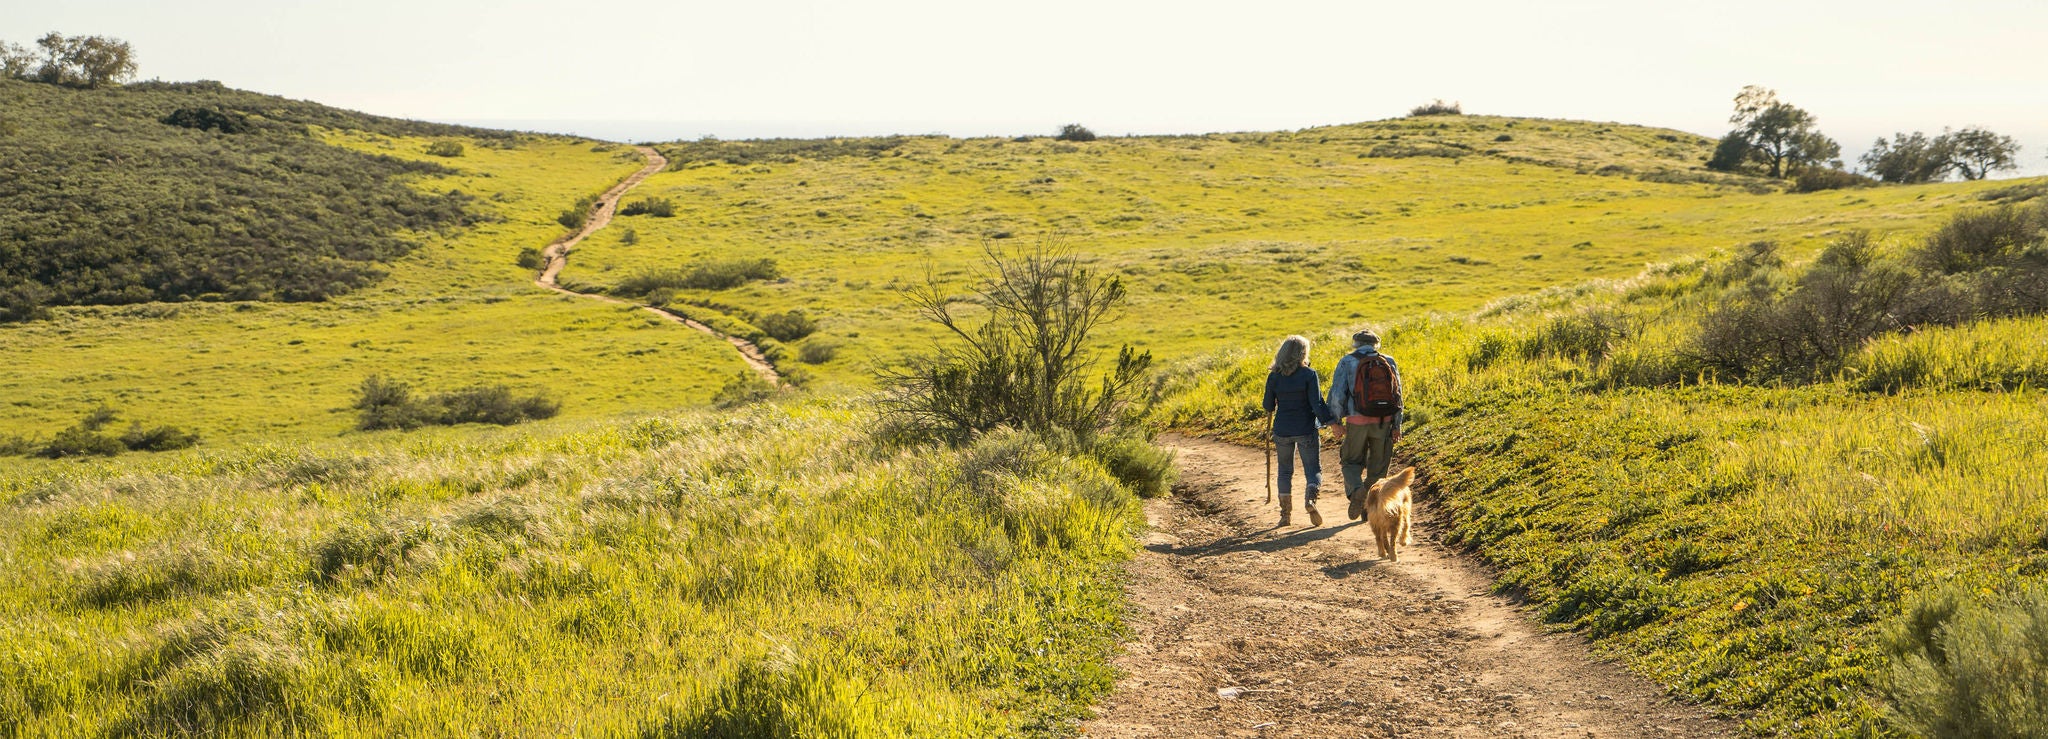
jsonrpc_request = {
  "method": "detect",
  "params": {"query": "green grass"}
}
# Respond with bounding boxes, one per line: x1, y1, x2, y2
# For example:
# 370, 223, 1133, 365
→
1152, 227, 2048, 735
0, 399, 1141, 736
561, 117, 2009, 389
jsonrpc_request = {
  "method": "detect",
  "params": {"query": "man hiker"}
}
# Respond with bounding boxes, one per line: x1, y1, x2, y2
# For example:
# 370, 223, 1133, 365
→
1326, 330, 1404, 521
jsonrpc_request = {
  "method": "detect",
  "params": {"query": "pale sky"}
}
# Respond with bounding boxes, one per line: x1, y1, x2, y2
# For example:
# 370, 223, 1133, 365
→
11, 0, 2047, 175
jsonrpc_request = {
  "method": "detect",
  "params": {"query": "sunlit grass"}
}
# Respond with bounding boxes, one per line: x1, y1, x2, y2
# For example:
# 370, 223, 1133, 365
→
0, 400, 1140, 736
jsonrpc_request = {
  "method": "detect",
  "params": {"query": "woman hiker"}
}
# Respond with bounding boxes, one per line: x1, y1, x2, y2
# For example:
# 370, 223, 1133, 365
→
1263, 335, 1336, 527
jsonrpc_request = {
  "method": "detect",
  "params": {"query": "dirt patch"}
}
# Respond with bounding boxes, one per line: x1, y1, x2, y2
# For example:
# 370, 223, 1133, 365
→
1082, 435, 1735, 738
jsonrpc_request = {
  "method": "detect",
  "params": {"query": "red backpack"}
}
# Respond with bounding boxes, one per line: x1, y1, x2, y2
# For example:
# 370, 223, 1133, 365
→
1352, 353, 1403, 418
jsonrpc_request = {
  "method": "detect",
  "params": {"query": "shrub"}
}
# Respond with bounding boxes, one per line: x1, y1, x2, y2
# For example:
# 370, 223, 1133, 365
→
557, 208, 587, 230
436, 385, 559, 425
424, 141, 464, 157
1054, 124, 1096, 142
880, 243, 1154, 444
0, 433, 36, 456
756, 310, 816, 342
354, 375, 429, 431
797, 338, 840, 365
620, 227, 638, 245
613, 259, 779, 295
353, 376, 557, 431
1519, 308, 1630, 363
1792, 167, 1876, 193
1408, 99, 1462, 117
515, 247, 544, 270
161, 107, 251, 134
120, 422, 200, 451
1884, 586, 2048, 738
619, 197, 676, 217
1088, 433, 1176, 498
37, 425, 124, 458
712, 371, 777, 409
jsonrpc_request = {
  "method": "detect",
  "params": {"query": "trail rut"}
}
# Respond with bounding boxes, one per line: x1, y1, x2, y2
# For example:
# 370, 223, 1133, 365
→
1082, 435, 1734, 738
533, 146, 781, 385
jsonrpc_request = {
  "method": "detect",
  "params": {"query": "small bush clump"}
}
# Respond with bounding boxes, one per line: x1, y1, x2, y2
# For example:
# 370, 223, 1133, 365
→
619, 197, 676, 217
23, 406, 200, 457
515, 247, 544, 270
613, 258, 780, 295
1408, 99, 1462, 117
1054, 124, 1096, 142
352, 375, 559, 431
1792, 166, 1876, 193
424, 141, 464, 157
711, 371, 777, 409
756, 310, 816, 342
797, 338, 840, 365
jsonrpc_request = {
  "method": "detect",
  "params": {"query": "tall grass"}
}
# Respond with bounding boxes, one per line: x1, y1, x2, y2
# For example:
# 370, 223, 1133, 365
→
0, 400, 1143, 736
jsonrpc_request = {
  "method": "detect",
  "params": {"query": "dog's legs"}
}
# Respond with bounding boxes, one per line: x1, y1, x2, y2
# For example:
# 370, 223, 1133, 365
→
1399, 510, 1412, 546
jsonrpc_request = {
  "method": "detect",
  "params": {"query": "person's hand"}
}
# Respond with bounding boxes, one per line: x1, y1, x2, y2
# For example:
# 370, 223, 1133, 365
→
1329, 423, 1346, 440
1391, 427, 1403, 444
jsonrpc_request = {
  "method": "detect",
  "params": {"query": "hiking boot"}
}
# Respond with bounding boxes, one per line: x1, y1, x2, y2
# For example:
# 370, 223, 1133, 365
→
1305, 499, 1323, 527
1277, 495, 1292, 527
1347, 490, 1365, 521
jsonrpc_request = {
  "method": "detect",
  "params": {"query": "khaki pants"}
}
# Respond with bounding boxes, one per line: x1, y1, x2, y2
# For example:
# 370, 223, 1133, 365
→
1340, 422, 1394, 501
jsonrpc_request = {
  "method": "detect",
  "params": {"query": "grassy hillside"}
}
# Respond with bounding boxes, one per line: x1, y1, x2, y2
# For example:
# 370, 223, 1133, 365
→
2, 83, 751, 445
1153, 188, 2048, 736
0, 78, 513, 319
560, 116, 1997, 388
0, 399, 1141, 735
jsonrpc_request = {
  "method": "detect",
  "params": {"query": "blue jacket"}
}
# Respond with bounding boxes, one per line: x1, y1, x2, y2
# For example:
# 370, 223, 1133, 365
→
1263, 367, 1335, 437
1327, 347, 1403, 423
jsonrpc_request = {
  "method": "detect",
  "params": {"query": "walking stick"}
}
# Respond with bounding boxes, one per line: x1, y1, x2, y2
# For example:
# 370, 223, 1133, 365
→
1264, 410, 1276, 504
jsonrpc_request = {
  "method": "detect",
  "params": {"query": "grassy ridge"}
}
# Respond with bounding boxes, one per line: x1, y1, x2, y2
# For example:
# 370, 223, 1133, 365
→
1152, 215, 2048, 734
2, 130, 749, 444
0, 400, 1140, 736
563, 116, 2002, 388
0, 79, 506, 317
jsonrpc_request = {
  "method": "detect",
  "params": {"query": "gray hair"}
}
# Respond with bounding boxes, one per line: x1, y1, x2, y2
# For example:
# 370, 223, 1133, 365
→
1271, 335, 1312, 376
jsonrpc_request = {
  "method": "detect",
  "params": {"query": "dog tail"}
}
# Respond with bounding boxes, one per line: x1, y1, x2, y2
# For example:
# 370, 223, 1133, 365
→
1387, 466, 1415, 489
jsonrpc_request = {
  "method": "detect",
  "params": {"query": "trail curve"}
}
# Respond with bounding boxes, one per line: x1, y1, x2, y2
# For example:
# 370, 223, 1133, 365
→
533, 146, 781, 385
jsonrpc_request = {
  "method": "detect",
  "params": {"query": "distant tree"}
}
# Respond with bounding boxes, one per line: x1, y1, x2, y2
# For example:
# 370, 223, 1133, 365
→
1943, 127, 2021, 180
1055, 123, 1096, 142
1408, 99, 1463, 117
0, 41, 32, 79
68, 35, 136, 88
1712, 86, 1840, 178
20, 32, 136, 88
1861, 132, 1954, 183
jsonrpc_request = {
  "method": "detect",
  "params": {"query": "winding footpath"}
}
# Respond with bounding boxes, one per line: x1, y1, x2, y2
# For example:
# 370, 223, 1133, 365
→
1083, 436, 1734, 738
533, 146, 781, 385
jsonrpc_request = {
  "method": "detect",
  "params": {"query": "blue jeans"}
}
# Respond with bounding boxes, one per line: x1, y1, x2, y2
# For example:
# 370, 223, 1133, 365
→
1273, 434, 1322, 501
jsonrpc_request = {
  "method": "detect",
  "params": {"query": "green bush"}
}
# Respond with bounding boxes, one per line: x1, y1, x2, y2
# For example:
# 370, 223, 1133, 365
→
353, 376, 556, 431
619, 197, 676, 217
797, 338, 839, 365
756, 310, 816, 342
1054, 124, 1096, 142
515, 247, 544, 270
1088, 434, 1177, 498
1792, 166, 1876, 193
1885, 586, 2048, 738
120, 422, 200, 451
1408, 99, 1462, 116
613, 258, 780, 295
424, 140, 464, 157
37, 425, 124, 458
711, 371, 777, 409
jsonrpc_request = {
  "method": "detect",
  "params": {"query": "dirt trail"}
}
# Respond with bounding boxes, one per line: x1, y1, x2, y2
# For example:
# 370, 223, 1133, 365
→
534, 146, 781, 385
1083, 435, 1734, 738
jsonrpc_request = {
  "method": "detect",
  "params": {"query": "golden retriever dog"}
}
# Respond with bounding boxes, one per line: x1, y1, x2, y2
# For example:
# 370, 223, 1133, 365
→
1366, 467, 1415, 562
